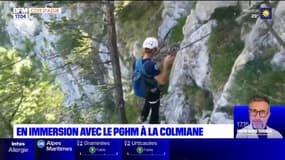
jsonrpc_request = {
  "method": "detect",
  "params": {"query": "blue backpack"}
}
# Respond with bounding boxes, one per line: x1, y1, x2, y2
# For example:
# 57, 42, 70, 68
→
132, 57, 157, 98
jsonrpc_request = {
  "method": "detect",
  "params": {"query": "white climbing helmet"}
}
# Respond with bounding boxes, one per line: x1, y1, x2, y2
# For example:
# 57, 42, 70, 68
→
143, 37, 158, 49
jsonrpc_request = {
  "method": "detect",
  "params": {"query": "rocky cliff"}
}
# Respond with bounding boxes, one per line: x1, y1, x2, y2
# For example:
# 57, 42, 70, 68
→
163, 1, 285, 124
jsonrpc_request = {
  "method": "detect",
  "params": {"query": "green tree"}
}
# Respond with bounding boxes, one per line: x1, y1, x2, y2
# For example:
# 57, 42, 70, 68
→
46, 1, 128, 123
0, 48, 64, 137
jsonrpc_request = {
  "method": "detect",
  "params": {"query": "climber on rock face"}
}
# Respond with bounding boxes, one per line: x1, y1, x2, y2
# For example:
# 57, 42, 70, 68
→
132, 37, 176, 124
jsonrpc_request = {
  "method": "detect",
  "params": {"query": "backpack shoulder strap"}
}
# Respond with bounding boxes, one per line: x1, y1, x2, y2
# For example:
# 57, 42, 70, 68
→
135, 57, 143, 72
134, 57, 158, 87
136, 58, 153, 78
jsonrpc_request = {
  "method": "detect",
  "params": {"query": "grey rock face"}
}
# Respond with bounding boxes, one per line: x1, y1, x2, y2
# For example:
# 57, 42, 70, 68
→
271, 51, 285, 70
158, 1, 190, 42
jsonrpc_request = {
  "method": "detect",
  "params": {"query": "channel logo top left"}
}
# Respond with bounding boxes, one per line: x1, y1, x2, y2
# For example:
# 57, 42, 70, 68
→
13, 7, 62, 20
13, 8, 30, 20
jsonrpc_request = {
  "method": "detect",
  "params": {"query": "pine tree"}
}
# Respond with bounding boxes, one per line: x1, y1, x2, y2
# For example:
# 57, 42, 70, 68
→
0, 48, 64, 137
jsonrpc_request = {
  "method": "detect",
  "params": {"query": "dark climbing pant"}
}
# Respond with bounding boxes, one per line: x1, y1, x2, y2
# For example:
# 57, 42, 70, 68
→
141, 89, 160, 124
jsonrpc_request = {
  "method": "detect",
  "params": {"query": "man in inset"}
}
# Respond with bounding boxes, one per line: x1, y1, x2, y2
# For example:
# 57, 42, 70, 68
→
236, 96, 283, 138
133, 37, 176, 124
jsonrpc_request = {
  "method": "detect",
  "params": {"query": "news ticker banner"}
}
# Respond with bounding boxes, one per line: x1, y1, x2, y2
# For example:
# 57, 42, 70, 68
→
14, 124, 234, 139
0, 139, 168, 160
1, 139, 285, 160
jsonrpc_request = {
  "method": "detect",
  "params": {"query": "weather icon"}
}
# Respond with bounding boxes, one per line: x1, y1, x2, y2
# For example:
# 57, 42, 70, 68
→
89, 146, 96, 154
260, 7, 272, 19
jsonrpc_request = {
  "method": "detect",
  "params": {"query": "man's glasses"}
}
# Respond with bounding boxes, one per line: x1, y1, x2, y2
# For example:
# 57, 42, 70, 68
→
249, 108, 268, 117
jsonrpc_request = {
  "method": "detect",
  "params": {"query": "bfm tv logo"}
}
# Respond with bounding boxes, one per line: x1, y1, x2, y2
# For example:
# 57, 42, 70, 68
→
13, 8, 29, 20
13, 8, 62, 20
